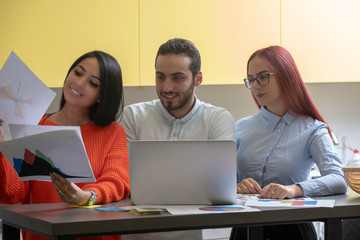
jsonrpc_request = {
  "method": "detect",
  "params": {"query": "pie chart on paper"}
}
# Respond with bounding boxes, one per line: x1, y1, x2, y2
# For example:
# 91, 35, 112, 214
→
199, 206, 245, 212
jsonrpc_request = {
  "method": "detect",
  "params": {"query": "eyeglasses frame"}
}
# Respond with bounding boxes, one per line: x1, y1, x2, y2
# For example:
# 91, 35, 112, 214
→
243, 72, 274, 89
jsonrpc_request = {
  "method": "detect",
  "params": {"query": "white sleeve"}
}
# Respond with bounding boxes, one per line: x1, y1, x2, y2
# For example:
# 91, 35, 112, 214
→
118, 106, 137, 142
208, 109, 235, 140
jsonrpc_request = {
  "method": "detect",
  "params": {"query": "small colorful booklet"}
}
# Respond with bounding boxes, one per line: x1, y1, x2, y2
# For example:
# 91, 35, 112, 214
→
238, 194, 335, 208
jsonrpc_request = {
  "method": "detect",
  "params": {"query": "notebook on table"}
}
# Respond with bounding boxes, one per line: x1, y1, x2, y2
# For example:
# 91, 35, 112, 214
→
129, 140, 237, 205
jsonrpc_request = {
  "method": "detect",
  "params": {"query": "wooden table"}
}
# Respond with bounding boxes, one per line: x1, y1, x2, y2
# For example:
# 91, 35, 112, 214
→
1, 190, 359, 240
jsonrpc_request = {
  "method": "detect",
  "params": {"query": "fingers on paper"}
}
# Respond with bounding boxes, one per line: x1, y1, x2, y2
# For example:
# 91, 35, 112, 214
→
50, 172, 72, 199
261, 184, 287, 200
237, 178, 261, 194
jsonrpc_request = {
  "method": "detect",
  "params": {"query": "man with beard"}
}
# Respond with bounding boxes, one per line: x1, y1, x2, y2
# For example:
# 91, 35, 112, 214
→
119, 38, 235, 240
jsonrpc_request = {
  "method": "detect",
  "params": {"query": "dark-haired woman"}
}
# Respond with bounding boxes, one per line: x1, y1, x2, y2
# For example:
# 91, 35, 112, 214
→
0, 51, 130, 240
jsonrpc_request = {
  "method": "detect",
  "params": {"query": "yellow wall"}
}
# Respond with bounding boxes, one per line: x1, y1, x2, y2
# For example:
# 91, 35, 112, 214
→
0, 0, 139, 87
139, 0, 280, 86
281, 0, 360, 84
1, 0, 359, 87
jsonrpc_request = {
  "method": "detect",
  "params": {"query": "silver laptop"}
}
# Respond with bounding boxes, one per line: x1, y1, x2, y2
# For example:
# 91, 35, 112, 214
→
129, 140, 237, 205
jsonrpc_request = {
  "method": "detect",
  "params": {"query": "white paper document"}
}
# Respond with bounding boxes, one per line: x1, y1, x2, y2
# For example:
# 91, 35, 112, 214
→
0, 52, 56, 139
0, 129, 95, 183
9, 124, 82, 140
237, 193, 261, 205
244, 198, 335, 208
165, 205, 260, 215
124, 204, 260, 215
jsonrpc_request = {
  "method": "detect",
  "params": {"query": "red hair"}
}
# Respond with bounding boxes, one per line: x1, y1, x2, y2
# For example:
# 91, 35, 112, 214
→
247, 46, 332, 138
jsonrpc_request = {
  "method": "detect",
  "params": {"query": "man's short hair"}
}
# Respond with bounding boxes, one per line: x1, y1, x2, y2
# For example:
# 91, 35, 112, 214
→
155, 38, 201, 78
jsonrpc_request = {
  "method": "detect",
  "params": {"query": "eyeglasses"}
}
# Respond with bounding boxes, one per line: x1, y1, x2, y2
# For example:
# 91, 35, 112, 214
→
243, 73, 274, 89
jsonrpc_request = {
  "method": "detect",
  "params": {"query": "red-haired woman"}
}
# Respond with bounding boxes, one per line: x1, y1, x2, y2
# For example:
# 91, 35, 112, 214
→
231, 46, 347, 240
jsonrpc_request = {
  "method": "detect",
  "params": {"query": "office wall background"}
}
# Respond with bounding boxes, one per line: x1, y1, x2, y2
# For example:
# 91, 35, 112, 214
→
48, 83, 360, 156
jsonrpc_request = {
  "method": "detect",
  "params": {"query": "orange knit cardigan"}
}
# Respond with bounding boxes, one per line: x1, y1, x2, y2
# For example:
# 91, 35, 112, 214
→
0, 117, 130, 240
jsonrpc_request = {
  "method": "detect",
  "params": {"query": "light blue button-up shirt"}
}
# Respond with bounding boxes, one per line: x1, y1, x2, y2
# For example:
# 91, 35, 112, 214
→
234, 107, 347, 197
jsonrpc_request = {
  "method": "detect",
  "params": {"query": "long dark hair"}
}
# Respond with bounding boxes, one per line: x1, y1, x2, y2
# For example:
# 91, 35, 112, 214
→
60, 51, 124, 127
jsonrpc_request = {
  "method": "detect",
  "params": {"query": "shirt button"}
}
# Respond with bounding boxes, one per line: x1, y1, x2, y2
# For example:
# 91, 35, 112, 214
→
277, 129, 280, 133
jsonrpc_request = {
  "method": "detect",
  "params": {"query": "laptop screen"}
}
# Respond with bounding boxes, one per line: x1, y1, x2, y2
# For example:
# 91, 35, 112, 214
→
129, 140, 237, 205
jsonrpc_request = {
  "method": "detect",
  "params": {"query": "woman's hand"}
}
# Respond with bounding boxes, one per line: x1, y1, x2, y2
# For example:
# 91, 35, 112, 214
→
237, 178, 262, 194
260, 183, 304, 199
50, 172, 92, 206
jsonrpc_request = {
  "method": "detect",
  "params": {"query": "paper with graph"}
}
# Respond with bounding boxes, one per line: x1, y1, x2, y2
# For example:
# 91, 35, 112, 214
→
0, 52, 56, 139
244, 197, 335, 208
0, 129, 95, 183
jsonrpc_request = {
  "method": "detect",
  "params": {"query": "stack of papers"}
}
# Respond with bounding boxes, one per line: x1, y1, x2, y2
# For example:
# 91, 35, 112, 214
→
0, 52, 95, 183
92, 194, 335, 216
92, 193, 335, 216
237, 194, 335, 208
